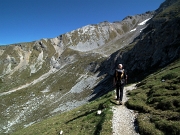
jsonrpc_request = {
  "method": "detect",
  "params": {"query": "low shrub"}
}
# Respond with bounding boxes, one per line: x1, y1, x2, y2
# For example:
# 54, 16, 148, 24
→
127, 59, 180, 134
137, 114, 163, 135
154, 119, 180, 135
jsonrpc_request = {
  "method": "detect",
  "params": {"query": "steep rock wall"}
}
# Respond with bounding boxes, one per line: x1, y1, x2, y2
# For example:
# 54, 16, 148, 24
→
101, 0, 180, 82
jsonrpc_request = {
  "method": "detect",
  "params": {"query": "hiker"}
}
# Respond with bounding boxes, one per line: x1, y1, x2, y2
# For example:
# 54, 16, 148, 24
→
113, 64, 127, 105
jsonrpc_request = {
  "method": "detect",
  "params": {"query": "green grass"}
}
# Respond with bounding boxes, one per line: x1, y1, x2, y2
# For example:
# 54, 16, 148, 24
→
0, 42, 109, 135
12, 91, 114, 135
0, 41, 53, 93
11, 58, 180, 135
155, 0, 180, 19
126, 59, 180, 135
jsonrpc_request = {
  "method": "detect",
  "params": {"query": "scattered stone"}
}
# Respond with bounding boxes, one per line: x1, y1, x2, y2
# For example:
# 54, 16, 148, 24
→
112, 84, 139, 135
97, 110, 102, 115
59, 130, 63, 134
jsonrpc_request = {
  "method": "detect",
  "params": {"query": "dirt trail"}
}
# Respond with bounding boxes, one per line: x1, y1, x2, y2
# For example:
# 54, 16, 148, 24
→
0, 68, 58, 97
112, 84, 139, 135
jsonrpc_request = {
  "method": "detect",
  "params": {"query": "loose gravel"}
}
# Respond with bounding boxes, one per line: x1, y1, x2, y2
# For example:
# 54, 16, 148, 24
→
112, 84, 139, 135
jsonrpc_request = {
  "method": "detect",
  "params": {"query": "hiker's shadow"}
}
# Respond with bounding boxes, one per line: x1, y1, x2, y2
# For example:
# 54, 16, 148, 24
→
65, 109, 96, 124
110, 98, 119, 105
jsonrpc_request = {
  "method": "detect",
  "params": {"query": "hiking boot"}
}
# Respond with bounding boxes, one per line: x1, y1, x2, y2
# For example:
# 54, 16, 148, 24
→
119, 101, 123, 105
116, 100, 120, 104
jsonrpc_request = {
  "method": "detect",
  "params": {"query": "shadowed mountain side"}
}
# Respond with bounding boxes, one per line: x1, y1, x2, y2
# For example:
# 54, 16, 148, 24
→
88, 49, 122, 101
125, 0, 178, 80
120, 3, 180, 82
89, 0, 180, 99
89, 75, 114, 101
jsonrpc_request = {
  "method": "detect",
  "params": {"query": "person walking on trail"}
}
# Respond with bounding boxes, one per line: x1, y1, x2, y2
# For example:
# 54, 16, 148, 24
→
113, 64, 127, 105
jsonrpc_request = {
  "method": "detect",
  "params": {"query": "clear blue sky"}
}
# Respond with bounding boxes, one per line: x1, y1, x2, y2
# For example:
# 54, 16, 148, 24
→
0, 0, 165, 45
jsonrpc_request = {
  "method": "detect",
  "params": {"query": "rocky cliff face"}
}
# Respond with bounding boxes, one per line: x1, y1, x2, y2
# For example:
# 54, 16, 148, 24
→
124, 0, 180, 79
100, 0, 180, 82
51, 12, 154, 53
0, 0, 179, 134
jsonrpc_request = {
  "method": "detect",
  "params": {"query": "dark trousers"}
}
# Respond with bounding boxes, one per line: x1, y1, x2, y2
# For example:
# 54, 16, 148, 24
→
116, 84, 124, 101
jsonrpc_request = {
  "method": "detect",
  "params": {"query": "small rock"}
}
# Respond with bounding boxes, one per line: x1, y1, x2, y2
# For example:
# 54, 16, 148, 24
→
59, 130, 63, 134
97, 110, 102, 115
161, 79, 165, 82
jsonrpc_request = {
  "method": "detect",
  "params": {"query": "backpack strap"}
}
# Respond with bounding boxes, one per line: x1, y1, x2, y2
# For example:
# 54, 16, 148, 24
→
121, 69, 124, 79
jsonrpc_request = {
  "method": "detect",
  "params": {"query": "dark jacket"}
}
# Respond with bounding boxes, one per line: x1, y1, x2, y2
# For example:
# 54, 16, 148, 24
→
114, 69, 127, 85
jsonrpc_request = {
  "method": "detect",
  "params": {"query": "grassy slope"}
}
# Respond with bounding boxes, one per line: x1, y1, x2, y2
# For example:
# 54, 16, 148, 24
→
12, 91, 114, 135
0, 41, 53, 93
126, 58, 180, 135
0, 46, 108, 134
12, 59, 180, 135
155, 0, 180, 19
125, 4, 180, 135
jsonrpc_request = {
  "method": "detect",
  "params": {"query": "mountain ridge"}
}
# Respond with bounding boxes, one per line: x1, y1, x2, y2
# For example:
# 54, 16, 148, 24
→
50, 12, 154, 53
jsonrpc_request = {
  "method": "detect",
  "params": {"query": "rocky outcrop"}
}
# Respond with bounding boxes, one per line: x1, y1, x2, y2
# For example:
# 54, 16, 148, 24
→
50, 12, 154, 52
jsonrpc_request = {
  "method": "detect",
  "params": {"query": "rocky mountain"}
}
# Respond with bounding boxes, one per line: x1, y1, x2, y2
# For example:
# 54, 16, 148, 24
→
99, 0, 180, 82
51, 12, 154, 54
0, 0, 179, 134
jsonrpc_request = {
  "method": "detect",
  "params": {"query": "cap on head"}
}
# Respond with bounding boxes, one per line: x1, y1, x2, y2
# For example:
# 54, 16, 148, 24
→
118, 64, 123, 69
119, 64, 122, 67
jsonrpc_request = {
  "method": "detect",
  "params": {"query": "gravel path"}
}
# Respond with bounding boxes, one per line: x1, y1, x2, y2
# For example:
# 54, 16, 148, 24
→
112, 84, 139, 135
0, 68, 58, 97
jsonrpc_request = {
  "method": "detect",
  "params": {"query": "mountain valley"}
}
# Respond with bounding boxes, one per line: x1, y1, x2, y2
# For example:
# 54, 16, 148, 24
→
0, 0, 180, 134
